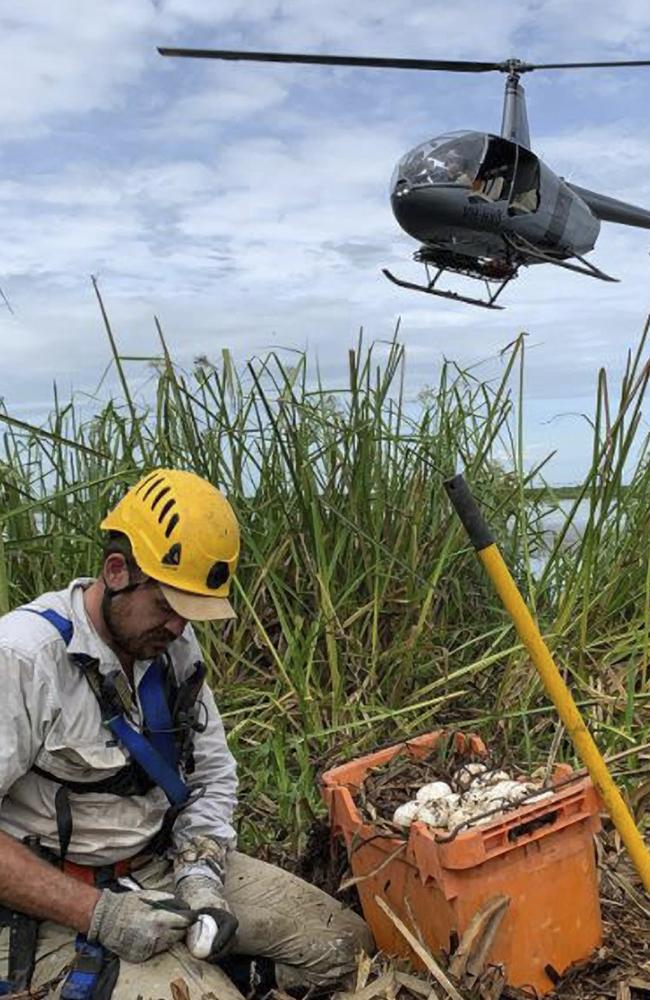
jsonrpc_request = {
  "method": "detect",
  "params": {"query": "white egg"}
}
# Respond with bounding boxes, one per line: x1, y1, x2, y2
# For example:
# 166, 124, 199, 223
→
463, 790, 489, 809
416, 781, 453, 804
452, 762, 488, 791
482, 780, 521, 802
446, 808, 474, 829
464, 785, 486, 803
472, 769, 511, 788
392, 801, 420, 828
187, 914, 218, 960
509, 783, 534, 802
416, 803, 447, 828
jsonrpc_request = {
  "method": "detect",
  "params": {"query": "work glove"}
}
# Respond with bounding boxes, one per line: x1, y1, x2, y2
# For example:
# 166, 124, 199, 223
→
176, 874, 239, 961
88, 889, 193, 963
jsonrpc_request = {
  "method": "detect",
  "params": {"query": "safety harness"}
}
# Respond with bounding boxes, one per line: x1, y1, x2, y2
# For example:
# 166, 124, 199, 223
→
0, 607, 207, 999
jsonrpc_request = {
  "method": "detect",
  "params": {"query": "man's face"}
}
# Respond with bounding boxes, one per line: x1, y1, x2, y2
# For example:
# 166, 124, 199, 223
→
102, 556, 188, 661
445, 155, 463, 178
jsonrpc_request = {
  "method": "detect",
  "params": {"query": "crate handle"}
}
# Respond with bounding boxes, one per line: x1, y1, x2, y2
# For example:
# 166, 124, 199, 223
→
507, 810, 558, 842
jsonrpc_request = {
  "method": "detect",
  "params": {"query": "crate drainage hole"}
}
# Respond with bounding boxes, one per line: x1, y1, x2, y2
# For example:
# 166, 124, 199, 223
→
508, 810, 559, 841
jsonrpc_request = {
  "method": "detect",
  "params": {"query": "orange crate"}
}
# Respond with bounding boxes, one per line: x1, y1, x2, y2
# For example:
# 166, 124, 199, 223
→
321, 731, 602, 994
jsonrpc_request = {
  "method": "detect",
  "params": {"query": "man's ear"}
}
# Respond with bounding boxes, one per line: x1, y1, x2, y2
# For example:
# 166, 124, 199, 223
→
103, 553, 131, 592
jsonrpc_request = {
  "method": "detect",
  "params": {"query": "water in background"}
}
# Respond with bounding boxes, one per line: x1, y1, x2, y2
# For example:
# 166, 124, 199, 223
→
539, 498, 589, 546
512, 498, 590, 577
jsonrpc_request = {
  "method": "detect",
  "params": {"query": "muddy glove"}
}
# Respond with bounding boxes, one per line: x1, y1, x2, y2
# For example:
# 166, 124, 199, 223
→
176, 875, 238, 961
174, 835, 237, 961
88, 889, 193, 963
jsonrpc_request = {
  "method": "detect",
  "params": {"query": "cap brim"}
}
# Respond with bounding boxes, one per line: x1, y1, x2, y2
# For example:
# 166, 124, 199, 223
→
160, 583, 236, 622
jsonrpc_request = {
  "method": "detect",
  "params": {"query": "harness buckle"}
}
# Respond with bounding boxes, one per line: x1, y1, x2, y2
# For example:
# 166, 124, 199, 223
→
100, 671, 133, 719
60, 937, 113, 1000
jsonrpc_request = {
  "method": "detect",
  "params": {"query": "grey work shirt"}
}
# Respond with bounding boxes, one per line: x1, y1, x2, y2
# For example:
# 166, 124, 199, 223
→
0, 579, 238, 865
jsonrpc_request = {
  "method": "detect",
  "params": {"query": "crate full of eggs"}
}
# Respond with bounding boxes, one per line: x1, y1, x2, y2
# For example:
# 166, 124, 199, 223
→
321, 730, 602, 994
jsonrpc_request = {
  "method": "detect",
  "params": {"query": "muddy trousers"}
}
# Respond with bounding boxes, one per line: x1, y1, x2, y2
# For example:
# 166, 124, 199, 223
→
0, 851, 373, 1000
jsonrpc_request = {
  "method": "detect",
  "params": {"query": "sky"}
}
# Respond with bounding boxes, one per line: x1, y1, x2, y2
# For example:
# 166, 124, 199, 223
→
3, 1, 650, 482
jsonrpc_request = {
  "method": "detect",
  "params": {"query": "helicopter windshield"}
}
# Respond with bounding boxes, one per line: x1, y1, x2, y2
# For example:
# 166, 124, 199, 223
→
392, 132, 486, 191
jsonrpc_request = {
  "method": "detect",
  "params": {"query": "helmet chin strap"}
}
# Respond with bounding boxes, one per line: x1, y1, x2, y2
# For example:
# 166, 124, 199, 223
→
101, 574, 150, 651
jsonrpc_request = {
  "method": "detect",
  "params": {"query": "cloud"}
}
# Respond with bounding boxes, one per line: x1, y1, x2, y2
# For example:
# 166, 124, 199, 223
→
152, 72, 291, 136
0, 3, 155, 137
538, 126, 650, 202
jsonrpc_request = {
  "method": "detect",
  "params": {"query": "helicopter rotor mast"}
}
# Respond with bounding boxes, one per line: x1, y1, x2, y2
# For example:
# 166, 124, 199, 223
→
500, 61, 531, 149
494, 56, 650, 150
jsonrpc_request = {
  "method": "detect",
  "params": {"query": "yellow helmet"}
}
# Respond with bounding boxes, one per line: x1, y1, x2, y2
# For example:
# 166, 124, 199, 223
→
100, 469, 239, 621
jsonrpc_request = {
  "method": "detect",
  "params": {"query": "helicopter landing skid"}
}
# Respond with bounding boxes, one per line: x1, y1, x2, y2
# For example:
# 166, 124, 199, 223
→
504, 234, 619, 282
382, 265, 511, 310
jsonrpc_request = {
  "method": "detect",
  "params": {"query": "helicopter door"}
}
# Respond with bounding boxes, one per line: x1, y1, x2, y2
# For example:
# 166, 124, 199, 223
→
509, 147, 540, 215
471, 136, 517, 203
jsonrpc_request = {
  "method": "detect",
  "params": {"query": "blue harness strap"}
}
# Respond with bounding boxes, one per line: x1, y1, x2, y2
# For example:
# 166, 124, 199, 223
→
22, 608, 189, 806
107, 715, 188, 805
22, 607, 74, 645
60, 937, 105, 1000
138, 658, 180, 769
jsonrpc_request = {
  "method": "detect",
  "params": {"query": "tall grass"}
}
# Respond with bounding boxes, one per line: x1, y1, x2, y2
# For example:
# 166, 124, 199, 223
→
3, 293, 650, 853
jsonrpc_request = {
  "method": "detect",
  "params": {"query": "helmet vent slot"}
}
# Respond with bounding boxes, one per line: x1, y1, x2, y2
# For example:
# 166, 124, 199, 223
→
165, 513, 180, 537
142, 476, 165, 501
151, 486, 171, 511
161, 543, 182, 566
135, 472, 159, 496
206, 561, 229, 589
158, 498, 176, 524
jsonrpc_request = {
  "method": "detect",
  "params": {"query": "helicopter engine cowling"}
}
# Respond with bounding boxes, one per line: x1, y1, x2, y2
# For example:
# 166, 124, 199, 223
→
517, 162, 600, 258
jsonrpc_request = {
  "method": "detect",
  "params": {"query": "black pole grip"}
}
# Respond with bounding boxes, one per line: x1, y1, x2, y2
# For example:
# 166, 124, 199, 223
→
444, 474, 495, 551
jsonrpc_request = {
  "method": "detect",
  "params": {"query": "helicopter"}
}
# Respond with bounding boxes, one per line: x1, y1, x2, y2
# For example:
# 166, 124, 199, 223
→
157, 48, 650, 310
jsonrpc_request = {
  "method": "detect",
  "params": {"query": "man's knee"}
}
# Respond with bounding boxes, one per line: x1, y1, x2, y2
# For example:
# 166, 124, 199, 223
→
276, 908, 375, 989
331, 909, 375, 969
223, 852, 375, 988
315, 915, 375, 984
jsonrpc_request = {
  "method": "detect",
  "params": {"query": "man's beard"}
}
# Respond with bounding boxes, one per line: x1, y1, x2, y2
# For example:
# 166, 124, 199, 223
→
104, 598, 176, 661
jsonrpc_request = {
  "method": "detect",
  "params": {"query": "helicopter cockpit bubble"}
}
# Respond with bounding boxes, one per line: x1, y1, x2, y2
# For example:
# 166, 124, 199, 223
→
391, 130, 486, 194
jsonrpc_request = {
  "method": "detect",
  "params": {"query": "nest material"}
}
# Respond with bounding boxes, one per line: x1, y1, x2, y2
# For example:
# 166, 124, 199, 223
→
357, 744, 504, 830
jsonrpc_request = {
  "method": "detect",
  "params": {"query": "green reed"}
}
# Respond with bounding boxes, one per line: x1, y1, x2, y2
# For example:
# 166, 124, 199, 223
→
2, 291, 650, 853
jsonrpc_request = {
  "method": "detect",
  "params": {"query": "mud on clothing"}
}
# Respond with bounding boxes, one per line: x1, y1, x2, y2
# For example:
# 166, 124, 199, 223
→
0, 853, 373, 997
0, 579, 374, 996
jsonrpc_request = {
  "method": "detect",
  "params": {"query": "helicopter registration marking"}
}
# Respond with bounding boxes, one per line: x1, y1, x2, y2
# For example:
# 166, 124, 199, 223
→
462, 205, 501, 231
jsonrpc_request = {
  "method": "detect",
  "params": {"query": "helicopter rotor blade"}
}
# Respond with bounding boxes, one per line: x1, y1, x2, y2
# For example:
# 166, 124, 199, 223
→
157, 48, 503, 73
522, 59, 650, 71
157, 48, 650, 77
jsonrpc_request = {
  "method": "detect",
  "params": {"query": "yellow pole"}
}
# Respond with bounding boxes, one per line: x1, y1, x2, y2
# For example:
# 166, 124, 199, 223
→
445, 474, 650, 893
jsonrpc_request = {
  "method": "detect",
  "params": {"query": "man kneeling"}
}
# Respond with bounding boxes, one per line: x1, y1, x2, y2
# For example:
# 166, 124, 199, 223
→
0, 469, 372, 998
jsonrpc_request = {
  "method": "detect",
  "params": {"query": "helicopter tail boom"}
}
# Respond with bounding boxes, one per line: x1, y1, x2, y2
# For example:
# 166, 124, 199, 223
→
567, 182, 650, 231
